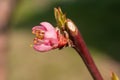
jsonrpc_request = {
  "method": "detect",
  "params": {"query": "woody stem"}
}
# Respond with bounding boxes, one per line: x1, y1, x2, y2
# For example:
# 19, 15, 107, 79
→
67, 19, 103, 80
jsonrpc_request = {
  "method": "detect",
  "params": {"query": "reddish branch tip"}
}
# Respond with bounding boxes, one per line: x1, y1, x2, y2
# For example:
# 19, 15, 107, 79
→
66, 19, 76, 32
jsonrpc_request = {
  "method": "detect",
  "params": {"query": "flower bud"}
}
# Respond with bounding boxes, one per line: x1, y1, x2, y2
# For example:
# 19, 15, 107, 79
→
111, 72, 119, 80
32, 22, 58, 52
54, 7, 66, 29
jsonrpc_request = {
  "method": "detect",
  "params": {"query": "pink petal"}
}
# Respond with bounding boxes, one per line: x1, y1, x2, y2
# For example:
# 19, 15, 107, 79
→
44, 31, 58, 47
44, 31, 57, 39
33, 44, 52, 52
40, 22, 55, 31
32, 26, 46, 31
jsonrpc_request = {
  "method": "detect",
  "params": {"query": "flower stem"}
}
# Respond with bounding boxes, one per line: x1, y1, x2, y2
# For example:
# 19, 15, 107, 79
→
67, 19, 103, 80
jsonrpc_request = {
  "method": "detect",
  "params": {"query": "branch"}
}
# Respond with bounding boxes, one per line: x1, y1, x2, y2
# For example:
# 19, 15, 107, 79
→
66, 19, 103, 80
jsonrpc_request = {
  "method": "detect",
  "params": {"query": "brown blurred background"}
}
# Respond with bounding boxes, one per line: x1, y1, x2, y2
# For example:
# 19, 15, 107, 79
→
0, 0, 120, 80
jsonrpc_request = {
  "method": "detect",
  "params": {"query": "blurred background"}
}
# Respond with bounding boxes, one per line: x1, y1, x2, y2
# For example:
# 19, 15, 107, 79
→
0, 0, 120, 80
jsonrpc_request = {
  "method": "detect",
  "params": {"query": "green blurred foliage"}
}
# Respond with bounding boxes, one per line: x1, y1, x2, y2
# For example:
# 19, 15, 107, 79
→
11, 0, 120, 61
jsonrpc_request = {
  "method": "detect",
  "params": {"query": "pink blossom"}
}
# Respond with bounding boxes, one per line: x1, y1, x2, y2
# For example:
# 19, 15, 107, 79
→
32, 22, 58, 52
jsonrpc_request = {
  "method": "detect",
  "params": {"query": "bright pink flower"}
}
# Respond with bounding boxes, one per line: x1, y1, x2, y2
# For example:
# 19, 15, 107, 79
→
32, 22, 58, 52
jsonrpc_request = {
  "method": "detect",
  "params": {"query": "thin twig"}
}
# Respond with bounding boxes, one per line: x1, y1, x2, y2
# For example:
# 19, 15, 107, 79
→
66, 19, 103, 80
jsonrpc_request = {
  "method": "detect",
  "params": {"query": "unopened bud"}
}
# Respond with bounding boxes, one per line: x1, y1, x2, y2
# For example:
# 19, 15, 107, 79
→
54, 7, 66, 29
111, 72, 119, 80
